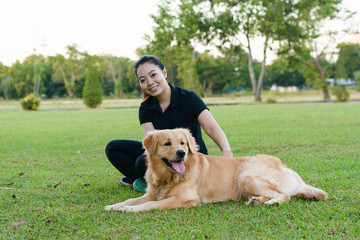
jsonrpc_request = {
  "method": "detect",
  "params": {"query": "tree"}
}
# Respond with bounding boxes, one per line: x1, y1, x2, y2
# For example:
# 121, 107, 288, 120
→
103, 56, 134, 98
218, 45, 253, 91
143, 0, 202, 95
31, 54, 49, 97
277, 0, 352, 100
267, 57, 306, 88
149, 0, 347, 101
8, 59, 34, 98
50, 44, 85, 97
83, 60, 103, 108
91, 55, 108, 94
0, 62, 10, 99
147, 0, 300, 101
182, 0, 290, 101
176, 47, 202, 94
196, 48, 249, 96
196, 52, 217, 97
50, 54, 72, 97
354, 71, 360, 82
105, 55, 124, 97
336, 42, 360, 79
66, 44, 86, 97
121, 59, 140, 96
353, 70, 360, 90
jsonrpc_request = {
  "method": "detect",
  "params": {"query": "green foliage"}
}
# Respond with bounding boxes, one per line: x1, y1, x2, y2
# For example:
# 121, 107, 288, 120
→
276, 0, 344, 99
336, 43, 360, 79
50, 44, 87, 98
332, 85, 350, 102
20, 92, 40, 110
142, 1, 203, 95
266, 57, 306, 88
196, 47, 251, 95
353, 71, 360, 91
0, 62, 10, 99
1, 1, 356, 101
354, 70, 360, 82
82, 63, 103, 108
8, 60, 34, 98
146, 0, 342, 101
176, 49, 202, 95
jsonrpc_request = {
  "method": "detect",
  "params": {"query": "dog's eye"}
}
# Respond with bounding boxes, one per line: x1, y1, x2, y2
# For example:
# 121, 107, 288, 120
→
164, 141, 171, 146
180, 141, 185, 145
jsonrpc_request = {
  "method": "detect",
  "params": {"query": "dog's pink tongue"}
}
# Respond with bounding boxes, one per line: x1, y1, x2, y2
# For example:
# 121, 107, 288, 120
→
172, 162, 185, 173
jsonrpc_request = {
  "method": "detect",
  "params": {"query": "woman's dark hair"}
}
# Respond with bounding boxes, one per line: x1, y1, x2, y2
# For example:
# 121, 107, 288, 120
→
134, 55, 165, 79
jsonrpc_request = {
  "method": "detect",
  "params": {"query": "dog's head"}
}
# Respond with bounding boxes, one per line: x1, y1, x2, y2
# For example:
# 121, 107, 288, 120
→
142, 128, 198, 173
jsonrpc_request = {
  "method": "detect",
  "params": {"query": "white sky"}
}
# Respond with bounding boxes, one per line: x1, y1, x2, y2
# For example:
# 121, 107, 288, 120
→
0, 0, 359, 66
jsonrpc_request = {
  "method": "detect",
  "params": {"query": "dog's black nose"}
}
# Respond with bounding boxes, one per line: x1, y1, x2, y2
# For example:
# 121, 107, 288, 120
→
176, 150, 185, 158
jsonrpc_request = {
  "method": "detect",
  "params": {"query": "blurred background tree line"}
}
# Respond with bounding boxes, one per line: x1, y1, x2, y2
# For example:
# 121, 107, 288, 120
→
0, 0, 359, 102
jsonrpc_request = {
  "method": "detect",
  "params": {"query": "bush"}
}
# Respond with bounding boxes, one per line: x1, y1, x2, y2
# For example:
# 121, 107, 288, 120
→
83, 63, 103, 108
332, 85, 350, 102
354, 71, 360, 91
266, 97, 277, 104
21, 93, 40, 110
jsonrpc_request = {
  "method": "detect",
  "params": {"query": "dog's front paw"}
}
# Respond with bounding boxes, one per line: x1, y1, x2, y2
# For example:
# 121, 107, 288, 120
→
264, 199, 279, 205
245, 197, 260, 206
105, 204, 137, 212
120, 205, 137, 212
105, 203, 124, 211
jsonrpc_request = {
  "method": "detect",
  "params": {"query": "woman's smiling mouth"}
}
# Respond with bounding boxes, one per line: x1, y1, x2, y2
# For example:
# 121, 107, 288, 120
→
149, 85, 159, 92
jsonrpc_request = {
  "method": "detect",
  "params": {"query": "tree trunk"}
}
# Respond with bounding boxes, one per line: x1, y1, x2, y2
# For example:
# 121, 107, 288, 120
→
109, 63, 117, 97
246, 34, 268, 102
33, 58, 41, 96
59, 66, 73, 98
70, 73, 77, 98
100, 76, 106, 93
255, 37, 269, 102
202, 80, 208, 98
312, 57, 331, 100
109, 61, 123, 98
207, 81, 214, 97
246, 35, 257, 97
2, 77, 9, 99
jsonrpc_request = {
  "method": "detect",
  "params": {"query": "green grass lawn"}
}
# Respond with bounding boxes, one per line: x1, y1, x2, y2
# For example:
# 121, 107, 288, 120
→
1, 102, 359, 239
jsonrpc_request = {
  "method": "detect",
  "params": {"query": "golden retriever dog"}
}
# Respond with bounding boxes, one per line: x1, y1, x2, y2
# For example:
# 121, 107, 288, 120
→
105, 129, 327, 212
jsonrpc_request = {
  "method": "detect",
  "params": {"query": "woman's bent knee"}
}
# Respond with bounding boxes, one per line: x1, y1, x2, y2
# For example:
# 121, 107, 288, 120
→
105, 140, 118, 156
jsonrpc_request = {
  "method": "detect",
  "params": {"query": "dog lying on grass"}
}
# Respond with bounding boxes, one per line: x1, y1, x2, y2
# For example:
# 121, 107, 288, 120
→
105, 128, 327, 212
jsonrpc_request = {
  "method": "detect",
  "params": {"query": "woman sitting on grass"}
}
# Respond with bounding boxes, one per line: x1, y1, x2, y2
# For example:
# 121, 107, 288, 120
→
105, 55, 233, 192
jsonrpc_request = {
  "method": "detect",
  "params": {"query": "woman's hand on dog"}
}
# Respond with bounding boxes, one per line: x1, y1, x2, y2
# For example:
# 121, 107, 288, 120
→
221, 149, 233, 157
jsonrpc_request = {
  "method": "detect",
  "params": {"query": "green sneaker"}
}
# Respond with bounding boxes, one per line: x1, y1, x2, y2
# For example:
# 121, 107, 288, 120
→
133, 178, 147, 192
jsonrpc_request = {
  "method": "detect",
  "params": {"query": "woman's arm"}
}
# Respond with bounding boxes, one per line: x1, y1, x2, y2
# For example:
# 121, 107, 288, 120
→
141, 122, 156, 137
198, 109, 233, 157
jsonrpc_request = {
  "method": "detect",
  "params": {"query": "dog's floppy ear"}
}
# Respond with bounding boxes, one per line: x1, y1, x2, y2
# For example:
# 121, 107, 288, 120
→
182, 129, 199, 153
143, 131, 158, 155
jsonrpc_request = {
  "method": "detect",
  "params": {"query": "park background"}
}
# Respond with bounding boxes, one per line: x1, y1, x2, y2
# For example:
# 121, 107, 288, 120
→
1, 0, 360, 239
1, 0, 360, 106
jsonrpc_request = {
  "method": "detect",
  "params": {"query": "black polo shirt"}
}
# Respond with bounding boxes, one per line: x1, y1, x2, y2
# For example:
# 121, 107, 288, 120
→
139, 84, 208, 154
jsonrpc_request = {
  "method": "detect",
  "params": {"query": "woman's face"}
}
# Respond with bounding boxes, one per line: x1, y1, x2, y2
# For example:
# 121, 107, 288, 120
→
137, 62, 168, 97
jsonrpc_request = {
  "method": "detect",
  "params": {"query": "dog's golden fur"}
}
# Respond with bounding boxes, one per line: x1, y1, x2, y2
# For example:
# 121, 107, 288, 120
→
105, 129, 327, 212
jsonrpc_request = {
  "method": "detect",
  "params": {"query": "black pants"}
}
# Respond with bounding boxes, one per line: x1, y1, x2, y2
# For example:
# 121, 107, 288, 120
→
105, 140, 146, 180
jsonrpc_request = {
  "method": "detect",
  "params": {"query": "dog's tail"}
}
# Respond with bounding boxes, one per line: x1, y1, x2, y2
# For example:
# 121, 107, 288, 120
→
294, 184, 328, 201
